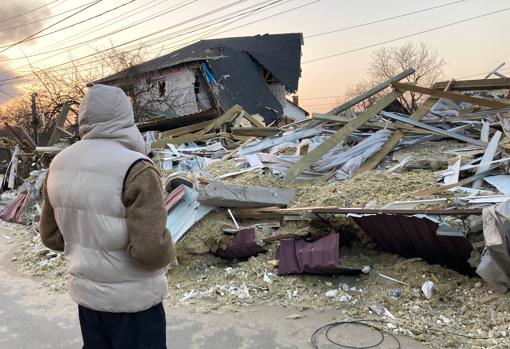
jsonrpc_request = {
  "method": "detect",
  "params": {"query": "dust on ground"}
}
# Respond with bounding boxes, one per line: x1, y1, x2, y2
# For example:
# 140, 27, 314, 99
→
8, 138, 510, 348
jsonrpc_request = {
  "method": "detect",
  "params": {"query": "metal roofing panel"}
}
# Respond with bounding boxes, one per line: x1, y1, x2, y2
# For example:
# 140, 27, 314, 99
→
276, 233, 341, 275
352, 214, 473, 273
214, 228, 265, 259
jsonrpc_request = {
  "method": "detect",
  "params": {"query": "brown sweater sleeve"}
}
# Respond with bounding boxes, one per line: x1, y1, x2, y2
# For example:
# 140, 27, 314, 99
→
123, 160, 176, 270
40, 174, 65, 252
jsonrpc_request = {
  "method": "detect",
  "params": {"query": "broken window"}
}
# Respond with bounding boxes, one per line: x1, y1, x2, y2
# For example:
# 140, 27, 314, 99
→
194, 76, 200, 94
158, 81, 166, 97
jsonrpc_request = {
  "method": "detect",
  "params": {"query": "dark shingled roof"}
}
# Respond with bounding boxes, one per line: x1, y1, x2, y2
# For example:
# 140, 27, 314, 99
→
95, 33, 303, 124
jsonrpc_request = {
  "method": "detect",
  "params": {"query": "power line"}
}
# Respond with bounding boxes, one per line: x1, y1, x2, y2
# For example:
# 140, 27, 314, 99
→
113, 0, 290, 54
0, 0, 197, 64
0, 0, 274, 83
305, 0, 468, 39
0, 0, 138, 51
0, 0, 97, 33
300, 95, 342, 100
2, 0, 273, 79
73, 0, 311, 72
303, 7, 510, 64
38, 0, 169, 54
2, 0, 60, 24
207, 0, 321, 37
0, 0, 104, 55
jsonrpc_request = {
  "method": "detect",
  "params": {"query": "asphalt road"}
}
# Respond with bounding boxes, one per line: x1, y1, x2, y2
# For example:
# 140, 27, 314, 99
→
0, 233, 427, 349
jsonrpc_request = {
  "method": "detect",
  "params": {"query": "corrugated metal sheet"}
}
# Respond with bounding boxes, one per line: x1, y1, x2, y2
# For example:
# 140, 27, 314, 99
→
276, 233, 362, 276
214, 228, 265, 259
277, 233, 340, 275
352, 214, 473, 273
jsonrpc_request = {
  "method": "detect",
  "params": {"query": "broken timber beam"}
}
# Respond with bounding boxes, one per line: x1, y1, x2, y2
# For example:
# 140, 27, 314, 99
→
329, 67, 415, 115
355, 97, 440, 175
222, 137, 255, 161
381, 112, 487, 147
392, 82, 510, 109
283, 90, 403, 182
152, 132, 232, 148
56, 126, 74, 137
4, 123, 31, 149
414, 168, 499, 196
198, 105, 243, 135
158, 120, 212, 139
355, 80, 456, 175
231, 127, 280, 137
233, 206, 483, 218
47, 104, 69, 146
18, 127, 37, 149
433, 78, 510, 91
242, 113, 266, 128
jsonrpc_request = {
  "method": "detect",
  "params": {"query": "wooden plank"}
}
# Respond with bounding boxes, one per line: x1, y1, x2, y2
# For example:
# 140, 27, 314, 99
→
222, 137, 255, 160
47, 104, 69, 145
152, 132, 232, 148
233, 206, 483, 217
18, 127, 37, 149
313, 113, 387, 129
243, 113, 266, 128
432, 78, 510, 91
329, 68, 415, 115
158, 120, 211, 139
4, 123, 30, 149
283, 90, 403, 182
198, 105, 243, 135
382, 112, 487, 147
314, 112, 436, 134
392, 82, 510, 109
414, 168, 499, 196
56, 126, 74, 137
231, 127, 280, 137
345, 79, 458, 176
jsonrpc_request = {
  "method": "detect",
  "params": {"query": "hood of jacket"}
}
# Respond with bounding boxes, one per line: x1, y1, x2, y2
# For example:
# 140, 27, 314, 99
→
78, 84, 148, 155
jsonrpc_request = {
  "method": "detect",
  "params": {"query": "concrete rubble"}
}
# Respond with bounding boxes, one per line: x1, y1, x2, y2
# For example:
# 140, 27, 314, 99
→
2, 71, 510, 348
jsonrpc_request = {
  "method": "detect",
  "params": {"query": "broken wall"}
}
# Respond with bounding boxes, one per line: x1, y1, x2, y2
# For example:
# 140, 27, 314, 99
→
134, 65, 212, 117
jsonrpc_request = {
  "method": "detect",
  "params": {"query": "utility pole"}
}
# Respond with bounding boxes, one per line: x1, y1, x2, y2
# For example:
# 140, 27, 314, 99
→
31, 92, 38, 145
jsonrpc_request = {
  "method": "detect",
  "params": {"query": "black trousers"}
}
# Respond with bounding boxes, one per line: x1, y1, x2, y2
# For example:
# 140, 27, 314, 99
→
78, 303, 167, 349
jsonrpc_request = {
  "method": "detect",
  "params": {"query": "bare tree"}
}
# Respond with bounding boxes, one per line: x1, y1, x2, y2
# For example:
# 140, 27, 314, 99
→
343, 80, 384, 113
343, 42, 446, 113
0, 43, 192, 142
0, 95, 32, 130
94, 45, 188, 121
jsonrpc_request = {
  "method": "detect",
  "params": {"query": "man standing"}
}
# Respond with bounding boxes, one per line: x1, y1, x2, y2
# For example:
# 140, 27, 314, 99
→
40, 84, 174, 349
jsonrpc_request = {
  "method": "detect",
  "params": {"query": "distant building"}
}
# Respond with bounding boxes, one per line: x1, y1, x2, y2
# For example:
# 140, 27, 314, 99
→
94, 33, 306, 125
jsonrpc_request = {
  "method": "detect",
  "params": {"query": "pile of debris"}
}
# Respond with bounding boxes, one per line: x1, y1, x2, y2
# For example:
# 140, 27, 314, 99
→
4, 69, 510, 347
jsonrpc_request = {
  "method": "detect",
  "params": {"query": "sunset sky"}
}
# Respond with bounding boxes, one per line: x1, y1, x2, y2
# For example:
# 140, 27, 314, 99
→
0, 0, 509, 112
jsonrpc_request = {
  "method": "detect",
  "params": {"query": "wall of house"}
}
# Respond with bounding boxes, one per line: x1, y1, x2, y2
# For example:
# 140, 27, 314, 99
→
267, 83, 306, 121
283, 100, 307, 121
134, 65, 212, 117
267, 83, 287, 105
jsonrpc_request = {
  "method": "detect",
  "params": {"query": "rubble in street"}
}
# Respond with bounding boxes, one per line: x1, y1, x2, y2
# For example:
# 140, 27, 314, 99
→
3, 63, 510, 348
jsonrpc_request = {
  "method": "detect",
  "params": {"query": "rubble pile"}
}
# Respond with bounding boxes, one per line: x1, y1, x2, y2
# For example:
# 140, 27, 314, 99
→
3, 71, 510, 347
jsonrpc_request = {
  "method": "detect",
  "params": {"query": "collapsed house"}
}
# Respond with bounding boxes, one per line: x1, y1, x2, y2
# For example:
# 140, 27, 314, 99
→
94, 33, 307, 127
5, 65, 510, 347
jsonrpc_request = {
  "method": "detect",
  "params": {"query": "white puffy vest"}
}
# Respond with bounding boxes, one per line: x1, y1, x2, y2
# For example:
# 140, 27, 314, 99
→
47, 139, 167, 312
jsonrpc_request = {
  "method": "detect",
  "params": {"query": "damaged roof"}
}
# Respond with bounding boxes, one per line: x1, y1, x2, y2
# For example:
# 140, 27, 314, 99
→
95, 33, 304, 124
